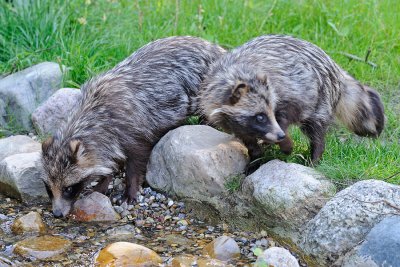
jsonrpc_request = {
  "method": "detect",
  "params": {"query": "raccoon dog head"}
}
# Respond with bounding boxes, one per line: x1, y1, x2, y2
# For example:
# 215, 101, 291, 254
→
206, 69, 285, 143
353, 86, 385, 138
41, 136, 113, 218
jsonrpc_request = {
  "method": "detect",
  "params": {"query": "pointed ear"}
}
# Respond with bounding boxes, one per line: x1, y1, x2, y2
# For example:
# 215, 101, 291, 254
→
230, 82, 249, 104
69, 139, 84, 164
42, 136, 54, 155
257, 72, 268, 86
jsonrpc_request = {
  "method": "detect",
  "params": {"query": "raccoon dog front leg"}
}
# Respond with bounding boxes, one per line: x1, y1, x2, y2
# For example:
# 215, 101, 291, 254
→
93, 175, 113, 194
301, 120, 327, 163
276, 117, 293, 155
123, 157, 144, 204
241, 136, 263, 160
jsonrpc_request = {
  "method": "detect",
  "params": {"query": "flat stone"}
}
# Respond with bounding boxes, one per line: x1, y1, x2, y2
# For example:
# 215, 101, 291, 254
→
255, 247, 299, 267
0, 135, 40, 162
242, 160, 335, 232
0, 152, 48, 203
172, 255, 231, 267
95, 242, 162, 267
105, 224, 136, 240
197, 258, 231, 267
0, 62, 65, 131
301, 180, 400, 263
165, 234, 194, 246
171, 255, 197, 267
31, 88, 81, 135
13, 235, 72, 260
11, 211, 46, 235
202, 235, 240, 261
70, 192, 120, 222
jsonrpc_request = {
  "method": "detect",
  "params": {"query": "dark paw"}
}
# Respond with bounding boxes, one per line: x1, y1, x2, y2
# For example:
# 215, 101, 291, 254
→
245, 158, 263, 175
278, 137, 293, 155
248, 147, 263, 161
92, 176, 112, 194
116, 192, 137, 205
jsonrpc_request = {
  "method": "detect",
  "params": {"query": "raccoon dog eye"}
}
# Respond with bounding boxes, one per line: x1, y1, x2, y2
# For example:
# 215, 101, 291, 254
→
65, 186, 73, 194
255, 114, 267, 123
63, 182, 84, 199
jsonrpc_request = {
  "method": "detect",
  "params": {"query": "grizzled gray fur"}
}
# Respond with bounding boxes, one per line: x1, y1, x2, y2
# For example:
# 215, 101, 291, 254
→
41, 36, 225, 218
199, 35, 384, 163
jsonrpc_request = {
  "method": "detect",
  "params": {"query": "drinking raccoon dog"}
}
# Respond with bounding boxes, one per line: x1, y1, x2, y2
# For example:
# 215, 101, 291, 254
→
41, 36, 225, 218
200, 35, 384, 163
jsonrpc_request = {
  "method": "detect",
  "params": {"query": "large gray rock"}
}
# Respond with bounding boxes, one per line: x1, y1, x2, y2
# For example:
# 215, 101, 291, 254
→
0, 152, 48, 203
301, 180, 400, 263
0, 135, 41, 162
31, 88, 81, 135
242, 160, 335, 237
341, 216, 400, 267
147, 125, 249, 206
0, 62, 65, 131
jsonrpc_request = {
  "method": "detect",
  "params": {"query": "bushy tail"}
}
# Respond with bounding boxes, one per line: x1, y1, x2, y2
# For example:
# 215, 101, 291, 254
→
335, 71, 384, 137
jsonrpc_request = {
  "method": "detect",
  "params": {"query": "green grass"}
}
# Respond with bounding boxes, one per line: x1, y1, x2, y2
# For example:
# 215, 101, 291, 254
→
1, 0, 399, 183
225, 174, 245, 193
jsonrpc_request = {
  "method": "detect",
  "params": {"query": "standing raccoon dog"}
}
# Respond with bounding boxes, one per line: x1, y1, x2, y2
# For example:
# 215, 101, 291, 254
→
200, 35, 384, 163
41, 36, 225, 218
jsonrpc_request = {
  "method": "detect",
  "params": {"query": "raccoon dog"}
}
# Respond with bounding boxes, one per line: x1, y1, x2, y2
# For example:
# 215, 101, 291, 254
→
41, 36, 225, 218
200, 35, 384, 163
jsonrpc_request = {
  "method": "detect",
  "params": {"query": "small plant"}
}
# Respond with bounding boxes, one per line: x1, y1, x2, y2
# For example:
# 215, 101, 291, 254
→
224, 174, 244, 193
253, 247, 268, 267
186, 115, 201, 125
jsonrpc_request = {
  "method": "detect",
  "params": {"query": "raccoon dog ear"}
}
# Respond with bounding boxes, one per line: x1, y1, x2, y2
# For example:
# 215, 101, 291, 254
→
230, 82, 249, 104
256, 72, 268, 86
42, 136, 54, 155
69, 139, 84, 164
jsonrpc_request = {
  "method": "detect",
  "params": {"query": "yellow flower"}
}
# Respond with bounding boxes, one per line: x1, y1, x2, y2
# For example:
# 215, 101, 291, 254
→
77, 17, 87, 25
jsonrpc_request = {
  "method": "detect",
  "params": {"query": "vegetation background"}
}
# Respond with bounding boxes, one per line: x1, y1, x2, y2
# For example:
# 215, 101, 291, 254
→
1, 0, 399, 185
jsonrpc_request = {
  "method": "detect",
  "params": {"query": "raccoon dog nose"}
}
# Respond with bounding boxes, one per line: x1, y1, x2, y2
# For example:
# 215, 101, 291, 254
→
53, 209, 63, 218
277, 132, 286, 141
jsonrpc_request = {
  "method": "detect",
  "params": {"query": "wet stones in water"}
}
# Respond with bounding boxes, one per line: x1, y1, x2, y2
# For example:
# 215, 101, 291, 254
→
70, 192, 120, 222
105, 224, 136, 241
11, 211, 46, 235
165, 234, 194, 246
0, 213, 8, 221
202, 235, 241, 261
255, 247, 300, 267
95, 242, 162, 267
172, 255, 232, 267
13, 235, 72, 260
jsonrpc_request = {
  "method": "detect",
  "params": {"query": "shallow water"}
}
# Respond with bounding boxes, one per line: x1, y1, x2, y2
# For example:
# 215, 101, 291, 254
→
0, 192, 279, 266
